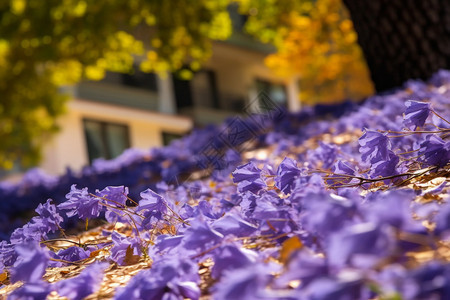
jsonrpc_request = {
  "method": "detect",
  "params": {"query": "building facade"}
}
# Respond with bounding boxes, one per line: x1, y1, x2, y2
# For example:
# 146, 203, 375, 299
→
37, 35, 300, 176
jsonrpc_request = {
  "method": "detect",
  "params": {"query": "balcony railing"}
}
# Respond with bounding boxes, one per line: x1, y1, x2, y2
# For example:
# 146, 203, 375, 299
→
76, 81, 159, 111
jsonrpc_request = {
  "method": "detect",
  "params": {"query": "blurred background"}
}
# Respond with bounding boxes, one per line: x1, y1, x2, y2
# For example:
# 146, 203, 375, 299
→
2, 0, 446, 178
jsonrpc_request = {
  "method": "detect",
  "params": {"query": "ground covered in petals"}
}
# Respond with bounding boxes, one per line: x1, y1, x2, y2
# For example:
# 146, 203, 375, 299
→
1, 70, 450, 299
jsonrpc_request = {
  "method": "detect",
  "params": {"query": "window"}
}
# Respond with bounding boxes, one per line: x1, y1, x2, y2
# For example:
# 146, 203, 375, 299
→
102, 64, 158, 92
255, 79, 288, 108
162, 131, 184, 146
83, 119, 130, 163
173, 69, 219, 110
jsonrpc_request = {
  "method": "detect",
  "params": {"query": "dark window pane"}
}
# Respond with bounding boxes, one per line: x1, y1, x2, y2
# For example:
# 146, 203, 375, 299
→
174, 69, 219, 110
255, 79, 287, 107
84, 120, 107, 163
162, 132, 183, 146
191, 70, 218, 109
173, 76, 193, 109
101, 65, 158, 92
122, 70, 158, 91
83, 119, 130, 164
106, 124, 130, 158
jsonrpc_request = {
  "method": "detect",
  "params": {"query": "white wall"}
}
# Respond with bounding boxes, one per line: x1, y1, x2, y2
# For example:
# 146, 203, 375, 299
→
204, 43, 299, 111
40, 98, 192, 175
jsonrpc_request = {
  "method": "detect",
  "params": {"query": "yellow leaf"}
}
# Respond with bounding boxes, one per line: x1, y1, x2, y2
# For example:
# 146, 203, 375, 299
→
10, 0, 26, 15
85, 65, 105, 81
279, 236, 303, 264
0, 272, 7, 283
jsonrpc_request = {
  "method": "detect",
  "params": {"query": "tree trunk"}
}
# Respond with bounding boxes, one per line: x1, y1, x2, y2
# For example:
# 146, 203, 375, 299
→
343, 0, 450, 92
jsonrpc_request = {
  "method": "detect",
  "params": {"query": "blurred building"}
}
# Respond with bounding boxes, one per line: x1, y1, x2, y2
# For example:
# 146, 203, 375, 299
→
38, 23, 300, 175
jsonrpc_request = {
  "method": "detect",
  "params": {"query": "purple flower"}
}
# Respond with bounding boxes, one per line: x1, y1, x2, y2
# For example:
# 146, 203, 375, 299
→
56, 262, 108, 300
213, 263, 281, 300
110, 231, 142, 265
11, 242, 49, 283
139, 188, 167, 212
364, 190, 421, 231
359, 130, 391, 163
434, 201, 450, 237
153, 234, 184, 254
418, 135, 450, 167
309, 142, 337, 169
137, 189, 169, 229
10, 222, 45, 244
401, 261, 450, 299
115, 258, 200, 300
55, 246, 90, 263
138, 189, 167, 214
232, 162, 265, 194
0, 241, 17, 269
235, 179, 266, 194
251, 192, 295, 234
182, 218, 224, 251
96, 186, 128, 206
328, 161, 356, 185
211, 244, 257, 279
96, 186, 129, 223
375, 264, 408, 297
275, 157, 301, 194
332, 163, 353, 179
240, 192, 258, 217
404, 100, 431, 129
194, 200, 222, 219
277, 251, 329, 288
212, 212, 257, 237
33, 199, 63, 233
232, 162, 261, 182
301, 192, 357, 238
8, 281, 51, 300
327, 222, 395, 268
58, 185, 103, 220
368, 151, 400, 178
304, 273, 368, 300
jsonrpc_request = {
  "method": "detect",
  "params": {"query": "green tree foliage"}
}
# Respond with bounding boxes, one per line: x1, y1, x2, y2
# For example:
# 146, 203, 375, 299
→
0, 0, 232, 169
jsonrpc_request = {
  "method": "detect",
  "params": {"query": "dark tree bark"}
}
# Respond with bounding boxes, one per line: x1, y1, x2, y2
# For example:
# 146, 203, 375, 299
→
343, 0, 450, 92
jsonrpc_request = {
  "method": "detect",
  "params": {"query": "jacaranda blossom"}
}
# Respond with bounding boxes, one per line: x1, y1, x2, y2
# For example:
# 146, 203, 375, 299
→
96, 186, 129, 223
8, 281, 51, 300
232, 162, 265, 194
182, 218, 224, 251
33, 199, 63, 233
275, 157, 301, 194
359, 130, 391, 163
58, 185, 103, 220
115, 258, 200, 300
404, 100, 431, 129
10, 242, 49, 283
418, 135, 450, 167
56, 262, 108, 300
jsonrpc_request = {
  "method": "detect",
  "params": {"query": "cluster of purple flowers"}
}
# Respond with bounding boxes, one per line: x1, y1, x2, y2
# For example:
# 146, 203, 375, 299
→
0, 70, 449, 298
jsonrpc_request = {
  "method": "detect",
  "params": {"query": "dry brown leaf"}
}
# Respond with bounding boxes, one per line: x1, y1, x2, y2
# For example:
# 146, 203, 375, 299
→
89, 248, 104, 258
123, 245, 141, 266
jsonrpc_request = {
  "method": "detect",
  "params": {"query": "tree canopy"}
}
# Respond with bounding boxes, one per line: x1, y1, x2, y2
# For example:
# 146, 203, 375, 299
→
243, 0, 374, 104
